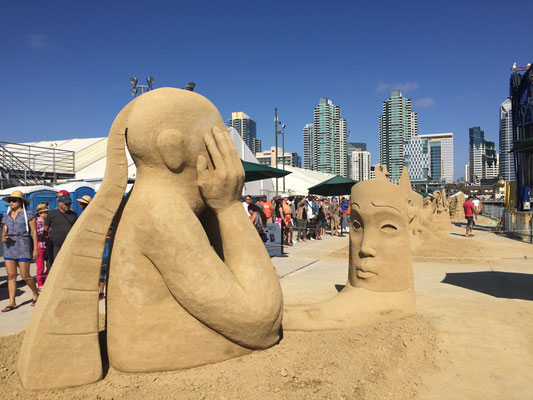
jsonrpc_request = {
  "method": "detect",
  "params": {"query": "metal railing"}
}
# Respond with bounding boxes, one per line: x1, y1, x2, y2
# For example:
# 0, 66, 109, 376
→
0, 147, 46, 188
0, 141, 75, 189
482, 203, 533, 243
482, 203, 505, 220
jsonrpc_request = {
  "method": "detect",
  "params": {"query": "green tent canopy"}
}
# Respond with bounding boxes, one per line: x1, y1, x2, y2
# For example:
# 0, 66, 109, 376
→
241, 160, 291, 183
308, 176, 358, 196
510, 138, 533, 154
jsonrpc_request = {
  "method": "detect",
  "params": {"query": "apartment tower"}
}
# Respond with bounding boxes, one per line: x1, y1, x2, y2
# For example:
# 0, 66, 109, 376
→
303, 98, 347, 176
499, 98, 515, 181
379, 90, 418, 182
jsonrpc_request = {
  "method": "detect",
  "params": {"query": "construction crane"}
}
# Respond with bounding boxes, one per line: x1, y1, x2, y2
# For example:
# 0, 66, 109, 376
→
511, 62, 531, 71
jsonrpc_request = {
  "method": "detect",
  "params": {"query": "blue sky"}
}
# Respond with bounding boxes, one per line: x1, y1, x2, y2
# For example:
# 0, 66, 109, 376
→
2, 0, 531, 180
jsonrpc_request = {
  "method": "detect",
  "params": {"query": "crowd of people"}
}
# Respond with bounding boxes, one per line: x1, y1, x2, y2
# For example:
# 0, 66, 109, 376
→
2, 189, 350, 313
243, 194, 351, 247
1, 189, 99, 312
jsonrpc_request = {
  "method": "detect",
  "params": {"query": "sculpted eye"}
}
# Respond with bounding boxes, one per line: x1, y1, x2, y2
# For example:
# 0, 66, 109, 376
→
352, 220, 362, 230
381, 224, 397, 231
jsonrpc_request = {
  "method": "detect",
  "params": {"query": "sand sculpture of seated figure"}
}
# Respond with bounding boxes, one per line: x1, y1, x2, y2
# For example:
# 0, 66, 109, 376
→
283, 179, 416, 331
17, 88, 283, 390
107, 89, 283, 372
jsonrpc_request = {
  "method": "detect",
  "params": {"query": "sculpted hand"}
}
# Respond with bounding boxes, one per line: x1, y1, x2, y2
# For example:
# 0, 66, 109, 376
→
197, 126, 245, 213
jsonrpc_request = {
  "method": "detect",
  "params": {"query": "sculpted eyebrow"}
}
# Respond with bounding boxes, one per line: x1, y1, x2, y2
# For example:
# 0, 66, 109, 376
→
351, 202, 361, 209
370, 201, 401, 214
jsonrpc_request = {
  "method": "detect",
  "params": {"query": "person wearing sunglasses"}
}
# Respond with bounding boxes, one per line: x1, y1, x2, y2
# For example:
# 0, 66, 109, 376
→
1, 190, 39, 312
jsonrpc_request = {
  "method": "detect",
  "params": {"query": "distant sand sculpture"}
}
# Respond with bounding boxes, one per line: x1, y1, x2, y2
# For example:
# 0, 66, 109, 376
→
449, 192, 466, 222
283, 177, 416, 331
18, 88, 283, 390
431, 189, 453, 231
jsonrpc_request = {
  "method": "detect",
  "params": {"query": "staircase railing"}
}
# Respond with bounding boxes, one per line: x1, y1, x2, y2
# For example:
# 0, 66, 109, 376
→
0, 141, 75, 190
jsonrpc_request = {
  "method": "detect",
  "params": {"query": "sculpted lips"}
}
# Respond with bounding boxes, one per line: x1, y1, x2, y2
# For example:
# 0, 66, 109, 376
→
355, 266, 377, 279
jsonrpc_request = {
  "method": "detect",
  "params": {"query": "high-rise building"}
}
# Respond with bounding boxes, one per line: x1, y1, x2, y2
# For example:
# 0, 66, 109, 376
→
228, 112, 258, 154
499, 98, 515, 181
255, 147, 301, 168
469, 127, 497, 183
418, 133, 454, 183
351, 150, 371, 181
302, 123, 314, 169
379, 90, 418, 182
251, 138, 262, 154
303, 98, 347, 176
350, 142, 367, 151
404, 137, 430, 184
347, 141, 367, 178
486, 153, 499, 180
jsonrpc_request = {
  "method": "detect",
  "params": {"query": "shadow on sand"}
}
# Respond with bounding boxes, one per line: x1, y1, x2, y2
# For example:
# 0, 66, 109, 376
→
453, 222, 496, 233
442, 271, 533, 301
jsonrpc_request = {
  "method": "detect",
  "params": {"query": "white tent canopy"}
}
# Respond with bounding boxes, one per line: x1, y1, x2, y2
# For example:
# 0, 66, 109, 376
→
268, 166, 336, 197
16, 129, 337, 199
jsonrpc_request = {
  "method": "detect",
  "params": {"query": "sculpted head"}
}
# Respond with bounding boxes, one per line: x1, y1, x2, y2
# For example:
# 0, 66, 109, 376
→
124, 88, 228, 209
126, 87, 225, 175
348, 179, 413, 292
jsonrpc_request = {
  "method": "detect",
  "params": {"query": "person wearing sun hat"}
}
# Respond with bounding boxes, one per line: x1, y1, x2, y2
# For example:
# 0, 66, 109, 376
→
1, 190, 40, 312
77, 195, 92, 212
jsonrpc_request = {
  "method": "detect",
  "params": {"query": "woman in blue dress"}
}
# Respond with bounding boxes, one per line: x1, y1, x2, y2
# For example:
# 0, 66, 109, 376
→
1, 190, 39, 312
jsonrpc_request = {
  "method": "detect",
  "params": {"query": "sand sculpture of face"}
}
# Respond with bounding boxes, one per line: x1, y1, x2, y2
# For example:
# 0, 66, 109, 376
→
282, 178, 416, 331
348, 179, 413, 292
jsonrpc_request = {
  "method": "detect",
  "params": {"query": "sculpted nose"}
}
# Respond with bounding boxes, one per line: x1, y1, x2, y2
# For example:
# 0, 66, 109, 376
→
359, 233, 376, 258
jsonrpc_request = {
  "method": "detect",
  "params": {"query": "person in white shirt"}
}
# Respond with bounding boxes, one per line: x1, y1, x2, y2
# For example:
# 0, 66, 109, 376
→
472, 195, 481, 219
305, 195, 316, 240
242, 195, 252, 213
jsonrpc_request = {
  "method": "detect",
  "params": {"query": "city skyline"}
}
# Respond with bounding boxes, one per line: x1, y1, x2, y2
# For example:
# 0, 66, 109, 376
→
2, 2, 531, 182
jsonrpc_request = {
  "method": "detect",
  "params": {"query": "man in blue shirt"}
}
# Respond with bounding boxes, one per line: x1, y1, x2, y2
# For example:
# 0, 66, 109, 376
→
340, 197, 350, 232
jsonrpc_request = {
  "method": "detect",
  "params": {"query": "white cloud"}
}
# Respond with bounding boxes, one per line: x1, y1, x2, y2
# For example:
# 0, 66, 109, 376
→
415, 97, 435, 107
376, 81, 419, 92
29, 34, 48, 49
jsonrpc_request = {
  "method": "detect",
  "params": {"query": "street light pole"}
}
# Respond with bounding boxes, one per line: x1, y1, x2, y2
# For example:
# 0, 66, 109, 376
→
282, 125, 286, 193
275, 108, 278, 196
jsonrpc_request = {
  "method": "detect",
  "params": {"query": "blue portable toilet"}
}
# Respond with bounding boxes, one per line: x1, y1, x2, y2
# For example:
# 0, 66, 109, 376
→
0, 185, 58, 216
54, 182, 96, 216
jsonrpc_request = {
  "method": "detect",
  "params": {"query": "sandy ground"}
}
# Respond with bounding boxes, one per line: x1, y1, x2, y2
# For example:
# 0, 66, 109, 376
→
0, 221, 532, 399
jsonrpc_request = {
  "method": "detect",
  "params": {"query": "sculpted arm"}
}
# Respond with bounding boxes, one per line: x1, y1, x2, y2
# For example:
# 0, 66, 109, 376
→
142, 127, 282, 348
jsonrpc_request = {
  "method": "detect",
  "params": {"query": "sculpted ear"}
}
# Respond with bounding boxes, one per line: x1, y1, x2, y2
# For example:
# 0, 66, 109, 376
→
157, 129, 185, 172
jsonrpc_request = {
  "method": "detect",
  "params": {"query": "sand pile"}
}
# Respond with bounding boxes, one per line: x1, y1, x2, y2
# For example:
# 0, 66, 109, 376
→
0, 315, 437, 400
412, 231, 489, 264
